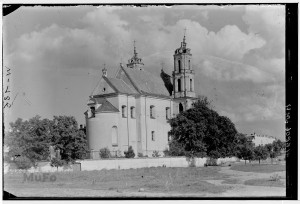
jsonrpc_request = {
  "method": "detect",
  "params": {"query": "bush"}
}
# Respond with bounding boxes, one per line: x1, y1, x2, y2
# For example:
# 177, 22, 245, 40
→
138, 153, 144, 157
99, 147, 111, 159
270, 174, 281, 181
50, 157, 65, 170
14, 156, 34, 170
205, 157, 218, 166
124, 146, 135, 158
163, 148, 170, 157
152, 150, 161, 157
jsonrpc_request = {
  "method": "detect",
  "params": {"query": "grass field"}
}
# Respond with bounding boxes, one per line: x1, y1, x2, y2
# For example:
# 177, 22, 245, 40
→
4, 166, 231, 196
4, 163, 286, 198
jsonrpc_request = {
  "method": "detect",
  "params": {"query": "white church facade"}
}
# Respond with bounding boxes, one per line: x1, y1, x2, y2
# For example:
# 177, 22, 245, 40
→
85, 35, 197, 158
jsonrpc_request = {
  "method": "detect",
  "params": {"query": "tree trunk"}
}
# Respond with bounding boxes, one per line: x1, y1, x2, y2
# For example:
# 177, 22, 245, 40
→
259, 159, 260, 164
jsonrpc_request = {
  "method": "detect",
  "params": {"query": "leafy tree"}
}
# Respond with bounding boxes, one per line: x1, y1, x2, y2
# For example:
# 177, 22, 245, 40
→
168, 96, 237, 158
234, 133, 255, 165
254, 145, 268, 164
265, 140, 285, 163
50, 116, 88, 163
4, 116, 52, 168
50, 157, 65, 171
4, 115, 88, 169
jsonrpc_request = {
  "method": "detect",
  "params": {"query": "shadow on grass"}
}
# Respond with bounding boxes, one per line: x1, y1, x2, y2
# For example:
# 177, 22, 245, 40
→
244, 179, 285, 188
230, 164, 285, 173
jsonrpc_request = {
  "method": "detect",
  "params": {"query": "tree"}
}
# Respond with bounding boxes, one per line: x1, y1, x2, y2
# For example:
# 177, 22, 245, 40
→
4, 116, 52, 168
4, 115, 88, 169
254, 145, 268, 164
265, 140, 285, 163
50, 116, 88, 163
50, 157, 65, 171
234, 133, 255, 165
168, 96, 237, 158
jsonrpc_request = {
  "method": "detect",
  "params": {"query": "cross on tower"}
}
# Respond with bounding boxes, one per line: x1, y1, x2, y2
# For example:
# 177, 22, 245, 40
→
183, 27, 187, 43
133, 40, 137, 56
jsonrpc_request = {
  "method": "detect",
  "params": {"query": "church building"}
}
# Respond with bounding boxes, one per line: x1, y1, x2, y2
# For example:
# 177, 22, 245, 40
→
85, 34, 197, 158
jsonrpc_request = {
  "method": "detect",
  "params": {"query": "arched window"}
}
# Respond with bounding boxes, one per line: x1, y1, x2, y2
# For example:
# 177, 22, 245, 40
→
130, 106, 136, 118
178, 79, 181, 92
150, 105, 155, 119
178, 60, 181, 72
90, 107, 95, 118
179, 103, 184, 113
122, 105, 127, 118
112, 126, 118, 146
190, 79, 193, 91
151, 131, 155, 141
188, 60, 191, 69
166, 107, 170, 120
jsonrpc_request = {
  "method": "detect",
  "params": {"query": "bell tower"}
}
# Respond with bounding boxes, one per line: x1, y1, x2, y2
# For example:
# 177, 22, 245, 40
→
173, 29, 196, 99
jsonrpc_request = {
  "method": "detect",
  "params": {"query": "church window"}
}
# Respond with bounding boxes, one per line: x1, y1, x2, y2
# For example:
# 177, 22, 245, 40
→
178, 60, 181, 72
190, 79, 193, 91
122, 105, 127, 118
151, 131, 155, 141
166, 107, 170, 119
112, 126, 118, 146
179, 103, 184, 113
150, 105, 155, 119
130, 106, 136, 118
178, 79, 181, 92
90, 107, 95, 118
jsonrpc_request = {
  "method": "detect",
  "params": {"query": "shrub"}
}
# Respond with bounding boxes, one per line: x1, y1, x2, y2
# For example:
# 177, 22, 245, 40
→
99, 147, 111, 159
163, 148, 170, 157
13, 156, 34, 170
270, 174, 281, 181
205, 157, 218, 166
138, 153, 144, 157
152, 150, 161, 157
50, 157, 65, 170
124, 146, 135, 158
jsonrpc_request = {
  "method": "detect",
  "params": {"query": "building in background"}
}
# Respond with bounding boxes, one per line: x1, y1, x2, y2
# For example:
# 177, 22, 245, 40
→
247, 132, 276, 146
84, 34, 197, 158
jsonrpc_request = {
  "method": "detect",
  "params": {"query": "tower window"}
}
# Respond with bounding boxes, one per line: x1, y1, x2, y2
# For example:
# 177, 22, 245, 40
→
112, 126, 118, 146
90, 107, 95, 118
151, 131, 155, 141
178, 60, 181, 72
166, 107, 170, 120
150, 105, 155, 119
189, 60, 191, 69
190, 79, 193, 92
122, 105, 127, 118
179, 103, 184, 113
130, 106, 136, 118
178, 79, 181, 92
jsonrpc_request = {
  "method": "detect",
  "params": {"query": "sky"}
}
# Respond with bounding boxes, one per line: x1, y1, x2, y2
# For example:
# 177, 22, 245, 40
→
3, 5, 285, 140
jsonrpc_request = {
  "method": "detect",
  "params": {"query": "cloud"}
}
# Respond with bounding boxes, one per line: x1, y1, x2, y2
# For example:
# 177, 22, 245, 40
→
198, 55, 272, 83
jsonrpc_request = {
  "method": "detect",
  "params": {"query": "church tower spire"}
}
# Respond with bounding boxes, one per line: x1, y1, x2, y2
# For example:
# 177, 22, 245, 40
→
127, 40, 144, 70
172, 29, 196, 111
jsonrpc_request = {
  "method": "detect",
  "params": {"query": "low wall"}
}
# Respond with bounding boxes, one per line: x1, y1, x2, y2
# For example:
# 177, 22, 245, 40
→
4, 162, 81, 174
4, 157, 239, 173
78, 157, 239, 171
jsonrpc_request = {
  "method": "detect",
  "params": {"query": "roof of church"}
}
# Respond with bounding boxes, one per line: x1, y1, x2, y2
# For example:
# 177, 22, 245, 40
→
105, 77, 138, 95
121, 66, 171, 97
92, 98, 119, 112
